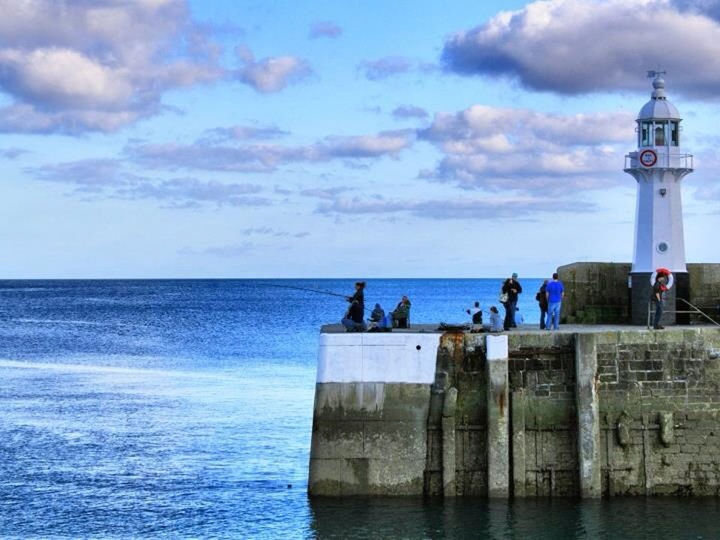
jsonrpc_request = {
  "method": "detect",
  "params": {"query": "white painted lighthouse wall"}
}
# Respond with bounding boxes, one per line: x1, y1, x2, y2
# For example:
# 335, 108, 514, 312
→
316, 332, 441, 383
631, 170, 687, 273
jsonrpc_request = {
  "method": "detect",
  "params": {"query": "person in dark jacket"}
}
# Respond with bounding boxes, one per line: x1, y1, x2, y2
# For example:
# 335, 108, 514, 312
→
651, 274, 668, 330
370, 303, 384, 323
342, 300, 366, 331
501, 273, 522, 330
392, 296, 411, 328
346, 281, 365, 319
536, 279, 549, 329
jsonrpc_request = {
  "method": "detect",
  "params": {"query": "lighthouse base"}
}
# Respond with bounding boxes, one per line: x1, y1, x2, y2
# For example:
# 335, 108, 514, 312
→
630, 272, 689, 326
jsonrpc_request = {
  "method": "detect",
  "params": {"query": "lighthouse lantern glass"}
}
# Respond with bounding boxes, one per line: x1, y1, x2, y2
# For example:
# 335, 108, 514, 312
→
641, 122, 652, 146
638, 120, 679, 147
655, 122, 666, 145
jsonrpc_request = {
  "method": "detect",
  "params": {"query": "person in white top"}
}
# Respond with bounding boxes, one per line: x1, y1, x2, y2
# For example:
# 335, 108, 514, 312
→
466, 301, 482, 326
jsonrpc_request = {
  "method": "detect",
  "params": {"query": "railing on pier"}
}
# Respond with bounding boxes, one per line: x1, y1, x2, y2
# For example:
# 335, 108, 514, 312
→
646, 298, 720, 328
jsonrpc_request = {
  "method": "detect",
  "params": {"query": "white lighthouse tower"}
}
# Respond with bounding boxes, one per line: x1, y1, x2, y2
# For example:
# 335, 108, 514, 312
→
624, 71, 693, 324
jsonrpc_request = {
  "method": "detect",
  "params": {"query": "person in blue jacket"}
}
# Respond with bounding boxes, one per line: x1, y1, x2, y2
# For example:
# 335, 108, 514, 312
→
545, 273, 565, 331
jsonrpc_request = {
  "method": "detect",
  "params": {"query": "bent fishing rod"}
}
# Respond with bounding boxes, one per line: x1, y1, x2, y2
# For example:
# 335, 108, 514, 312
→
257, 282, 350, 299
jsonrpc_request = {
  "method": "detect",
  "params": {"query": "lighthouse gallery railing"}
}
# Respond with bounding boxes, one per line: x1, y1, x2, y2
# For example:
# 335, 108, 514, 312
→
624, 152, 693, 170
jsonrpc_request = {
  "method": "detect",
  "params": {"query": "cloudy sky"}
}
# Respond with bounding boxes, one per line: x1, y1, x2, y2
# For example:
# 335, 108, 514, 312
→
1, 0, 719, 278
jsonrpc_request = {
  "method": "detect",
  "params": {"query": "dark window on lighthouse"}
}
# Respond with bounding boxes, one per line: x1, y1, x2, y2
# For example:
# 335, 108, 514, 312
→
670, 121, 679, 146
641, 122, 652, 146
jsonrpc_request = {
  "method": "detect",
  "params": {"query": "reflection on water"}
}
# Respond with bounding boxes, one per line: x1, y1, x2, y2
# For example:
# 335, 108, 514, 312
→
309, 497, 720, 539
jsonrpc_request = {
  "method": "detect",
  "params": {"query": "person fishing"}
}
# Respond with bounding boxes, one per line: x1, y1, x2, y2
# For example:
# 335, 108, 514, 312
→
346, 281, 366, 318
339, 281, 366, 332
342, 298, 366, 332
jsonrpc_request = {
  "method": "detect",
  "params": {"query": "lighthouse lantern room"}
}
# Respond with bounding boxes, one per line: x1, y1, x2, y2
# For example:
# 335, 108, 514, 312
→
624, 71, 693, 325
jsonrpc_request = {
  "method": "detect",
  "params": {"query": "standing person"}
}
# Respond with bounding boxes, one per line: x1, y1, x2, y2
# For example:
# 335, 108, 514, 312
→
466, 301, 483, 326
536, 280, 549, 330
346, 281, 365, 321
501, 273, 522, 330
545, 273, 565, 331
651, 274, 668, 330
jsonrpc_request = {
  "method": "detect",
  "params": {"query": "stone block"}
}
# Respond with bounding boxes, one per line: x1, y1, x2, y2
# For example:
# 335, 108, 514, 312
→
366, 458, 427, 495
310, 420, 364, 459
308, 458, 370, 496
313, 382, 430, 422
363, 420, 427, 460
308, 457, 426, 496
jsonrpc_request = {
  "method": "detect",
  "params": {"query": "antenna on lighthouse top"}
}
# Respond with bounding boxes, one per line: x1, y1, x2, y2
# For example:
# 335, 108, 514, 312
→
647, 70, 667, 99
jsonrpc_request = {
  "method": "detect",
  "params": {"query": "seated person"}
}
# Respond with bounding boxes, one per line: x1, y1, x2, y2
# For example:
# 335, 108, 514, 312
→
392, 296, 411, 329
466, 301, 482, 325
483, 306, 503, 332
369, 303, 385, 323
341, 300, 366, 332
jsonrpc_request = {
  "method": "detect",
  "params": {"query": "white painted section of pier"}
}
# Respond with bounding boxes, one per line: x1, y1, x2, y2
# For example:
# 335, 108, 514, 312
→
316, 332, 442, 383
486, 334, 508, 361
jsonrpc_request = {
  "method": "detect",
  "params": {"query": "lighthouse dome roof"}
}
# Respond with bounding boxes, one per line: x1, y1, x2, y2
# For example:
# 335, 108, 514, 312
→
638, 98, 680, 120
637, 75, 681, 120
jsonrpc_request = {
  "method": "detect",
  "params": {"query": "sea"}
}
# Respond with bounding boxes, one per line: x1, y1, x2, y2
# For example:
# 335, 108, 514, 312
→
0, 279, 718, 539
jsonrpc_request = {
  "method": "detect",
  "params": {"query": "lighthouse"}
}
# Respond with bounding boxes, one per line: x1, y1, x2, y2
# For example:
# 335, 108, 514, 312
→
624, 71, 693, 325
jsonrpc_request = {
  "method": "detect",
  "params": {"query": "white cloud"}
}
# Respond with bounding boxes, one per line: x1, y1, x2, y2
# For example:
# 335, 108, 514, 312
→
309, 21, 342, 39
126, 130, 414, 172
392, 105, 429, 120
27, 158, 268, 208
419, 104, 632, 192
317, 194, 597, 220
359, 56, 414, 80
235, 46, 311, 93
442, 0, 720, 98
0, 0, 223, 133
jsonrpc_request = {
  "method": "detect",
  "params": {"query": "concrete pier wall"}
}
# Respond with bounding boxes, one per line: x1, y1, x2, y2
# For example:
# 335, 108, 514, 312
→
309, 326, 720, 497
309, 333, 442, 495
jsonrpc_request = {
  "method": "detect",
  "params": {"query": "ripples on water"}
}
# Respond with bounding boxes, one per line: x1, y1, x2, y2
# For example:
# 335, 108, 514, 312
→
0, 280, 718, 538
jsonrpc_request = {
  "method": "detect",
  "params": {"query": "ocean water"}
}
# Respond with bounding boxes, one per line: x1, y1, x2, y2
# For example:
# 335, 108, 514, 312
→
0, 279, 718, 539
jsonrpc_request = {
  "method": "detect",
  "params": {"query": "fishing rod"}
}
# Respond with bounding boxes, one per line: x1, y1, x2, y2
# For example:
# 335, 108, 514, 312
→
258, 282, 350, 299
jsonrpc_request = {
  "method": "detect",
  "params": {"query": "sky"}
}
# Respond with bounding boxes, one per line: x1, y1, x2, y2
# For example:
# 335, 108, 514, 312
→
1, 0, 719, 279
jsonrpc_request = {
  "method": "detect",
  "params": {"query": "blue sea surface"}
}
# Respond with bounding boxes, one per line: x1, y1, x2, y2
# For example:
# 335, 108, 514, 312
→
0, 279, 718, 539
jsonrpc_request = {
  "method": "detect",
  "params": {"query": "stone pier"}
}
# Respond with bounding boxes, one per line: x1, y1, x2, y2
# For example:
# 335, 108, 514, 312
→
309, 325, 720, 497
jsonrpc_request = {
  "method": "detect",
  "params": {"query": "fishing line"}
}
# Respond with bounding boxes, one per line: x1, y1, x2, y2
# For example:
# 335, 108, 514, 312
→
257, 283, 349, 299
